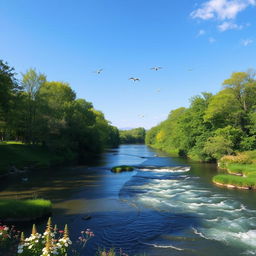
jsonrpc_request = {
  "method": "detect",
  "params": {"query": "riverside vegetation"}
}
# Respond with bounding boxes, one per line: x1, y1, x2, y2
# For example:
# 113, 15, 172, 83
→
119, 128, 146, 144
213, 151, 256, 189
0, 59, 120, 175
146, 70, 256, 189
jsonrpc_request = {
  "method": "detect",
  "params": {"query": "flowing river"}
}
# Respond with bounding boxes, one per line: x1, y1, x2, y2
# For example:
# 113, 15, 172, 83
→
1, 145, 256, 255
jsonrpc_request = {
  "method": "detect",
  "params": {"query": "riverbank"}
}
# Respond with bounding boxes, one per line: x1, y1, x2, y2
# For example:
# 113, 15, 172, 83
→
213, 151, 256, 190
0, 142, 68, 176
0, 199, 52, 221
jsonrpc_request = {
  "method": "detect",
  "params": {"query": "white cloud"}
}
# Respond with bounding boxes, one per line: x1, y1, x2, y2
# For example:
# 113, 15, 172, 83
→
191, 0, 256, 20
198, 29, 206, 36
218, 21, 243, 31
209, 37, 217, 43
241, 39, 253, 46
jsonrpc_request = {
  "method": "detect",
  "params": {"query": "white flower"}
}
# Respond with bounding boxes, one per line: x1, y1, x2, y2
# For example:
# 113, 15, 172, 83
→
17, 249, 23, 254
65, 242, 68, 247
28, 244, 33, 249
4, 227, 9, 231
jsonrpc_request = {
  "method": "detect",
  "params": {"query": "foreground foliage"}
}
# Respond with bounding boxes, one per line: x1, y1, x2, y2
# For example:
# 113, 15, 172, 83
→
146, 71, 256, 161
17, 218, 94, 256
0, 219, 142, 256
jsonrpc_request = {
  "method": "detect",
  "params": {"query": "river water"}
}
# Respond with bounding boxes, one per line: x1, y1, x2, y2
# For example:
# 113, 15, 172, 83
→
1, 145, 256, 256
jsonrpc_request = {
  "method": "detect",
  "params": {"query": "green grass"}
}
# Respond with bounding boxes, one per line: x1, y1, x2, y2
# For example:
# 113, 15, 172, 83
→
214, 151, 256, 189
226, 164, 256, 176
213, 175, 256, 189
0, 142, 64, 175
0, 141, 24, 145
111, 165, 134, 173
0, 199, 52, 220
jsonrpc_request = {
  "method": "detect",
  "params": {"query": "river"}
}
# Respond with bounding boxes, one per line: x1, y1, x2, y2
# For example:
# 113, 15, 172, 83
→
1, 144, 256, 256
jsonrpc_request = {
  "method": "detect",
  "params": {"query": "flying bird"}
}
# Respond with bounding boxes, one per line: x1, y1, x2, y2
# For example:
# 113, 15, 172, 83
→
150, 67, 162, 71
94, 68, 103, 74
156, 89, 161, 93
187, 68, 193, 72
129, 77, 140, 82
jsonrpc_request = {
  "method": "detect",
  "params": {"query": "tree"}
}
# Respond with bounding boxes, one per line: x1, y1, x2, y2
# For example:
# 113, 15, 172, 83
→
119, 128, 146, 144
222, 71, 256, 132
21, 69, 46, 143
203, 135, 234, 160
0, 60, 20, 140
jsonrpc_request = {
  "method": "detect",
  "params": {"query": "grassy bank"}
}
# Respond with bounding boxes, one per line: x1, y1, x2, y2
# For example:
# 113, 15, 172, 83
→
0, 141, 67, 175
213, 151, 256, 190
213, 175, 256, 189
0, 199, 52, 220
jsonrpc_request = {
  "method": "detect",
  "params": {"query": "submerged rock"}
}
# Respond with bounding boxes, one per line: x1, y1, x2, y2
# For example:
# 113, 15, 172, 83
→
82, 215, 92, 220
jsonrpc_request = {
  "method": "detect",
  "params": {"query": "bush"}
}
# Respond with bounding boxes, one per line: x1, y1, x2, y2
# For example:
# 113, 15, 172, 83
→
219, 153, 252, 167
203, 135, 233, 160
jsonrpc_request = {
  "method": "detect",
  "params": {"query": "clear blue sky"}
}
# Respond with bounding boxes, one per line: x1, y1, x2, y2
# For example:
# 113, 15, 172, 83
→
1, 0, 256, 129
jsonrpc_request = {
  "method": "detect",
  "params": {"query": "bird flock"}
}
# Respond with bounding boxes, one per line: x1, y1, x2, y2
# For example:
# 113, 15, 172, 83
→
93, 66, 164, 83
92, 66, 193, 119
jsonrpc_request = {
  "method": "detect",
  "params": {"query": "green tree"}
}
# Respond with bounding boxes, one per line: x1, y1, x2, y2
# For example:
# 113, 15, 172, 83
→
21, 69, 46, 143
0, 60, 20, 140
119, 127, 146, 144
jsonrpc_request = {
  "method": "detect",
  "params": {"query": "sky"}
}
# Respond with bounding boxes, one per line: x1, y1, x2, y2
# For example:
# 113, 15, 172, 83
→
1, 0, 256, 129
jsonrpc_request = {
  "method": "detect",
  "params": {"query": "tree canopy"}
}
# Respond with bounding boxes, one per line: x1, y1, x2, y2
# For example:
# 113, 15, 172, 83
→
146, 70, 256, 161
0, 60, 119, 161
119, 128, 146, 144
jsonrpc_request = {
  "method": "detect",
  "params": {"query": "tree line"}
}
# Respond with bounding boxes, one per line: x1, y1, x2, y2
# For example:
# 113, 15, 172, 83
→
146, 70, 256, 161
119, 127, 146, 144
0, 60, 119, 161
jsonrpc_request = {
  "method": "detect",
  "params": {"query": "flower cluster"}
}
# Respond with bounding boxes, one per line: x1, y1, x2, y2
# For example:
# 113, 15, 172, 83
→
0, 225, 10, 242
78, 228, 94, 247
0, 224, 20, 255
17, 218, 74, 256
0, 224, 20, 243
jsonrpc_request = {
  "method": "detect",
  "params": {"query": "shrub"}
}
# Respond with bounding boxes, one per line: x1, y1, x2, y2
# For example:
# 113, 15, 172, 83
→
203, 135, 233, 160
219, 153, 252, 167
